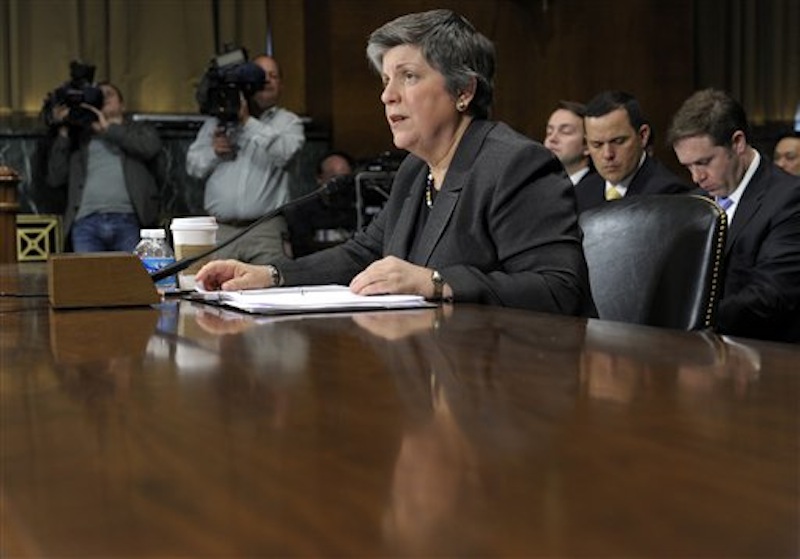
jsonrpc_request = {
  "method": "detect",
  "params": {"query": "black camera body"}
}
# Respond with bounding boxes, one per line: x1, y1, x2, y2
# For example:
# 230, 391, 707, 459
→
195, 47, 267, 124
43, 61, 104, 128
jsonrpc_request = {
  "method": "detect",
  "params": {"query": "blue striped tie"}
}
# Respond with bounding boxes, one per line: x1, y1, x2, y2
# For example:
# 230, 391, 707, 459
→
717, 197, 733, 211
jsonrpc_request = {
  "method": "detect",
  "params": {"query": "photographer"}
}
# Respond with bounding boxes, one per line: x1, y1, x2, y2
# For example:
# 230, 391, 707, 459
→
45, 80, 164, 252
186, 54, 305, 264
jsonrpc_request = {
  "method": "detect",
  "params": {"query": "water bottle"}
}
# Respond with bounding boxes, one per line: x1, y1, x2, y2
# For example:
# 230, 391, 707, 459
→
134, 228, 176, 291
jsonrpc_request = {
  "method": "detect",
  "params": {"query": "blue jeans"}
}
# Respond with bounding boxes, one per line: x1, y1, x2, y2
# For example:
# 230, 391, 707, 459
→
71, 213, 141, 253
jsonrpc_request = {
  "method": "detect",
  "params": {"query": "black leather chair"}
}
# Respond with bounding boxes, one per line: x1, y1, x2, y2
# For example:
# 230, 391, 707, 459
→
579, 194, 727, 330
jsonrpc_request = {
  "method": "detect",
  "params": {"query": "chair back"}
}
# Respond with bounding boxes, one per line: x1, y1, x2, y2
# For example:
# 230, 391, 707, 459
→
579, 194, 727, 330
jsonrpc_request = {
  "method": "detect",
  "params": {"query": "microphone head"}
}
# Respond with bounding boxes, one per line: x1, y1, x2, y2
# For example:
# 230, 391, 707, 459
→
322, 173, 355, 196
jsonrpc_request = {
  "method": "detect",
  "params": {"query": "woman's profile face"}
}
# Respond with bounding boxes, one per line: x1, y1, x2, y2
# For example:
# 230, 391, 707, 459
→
380, 44, 458, 162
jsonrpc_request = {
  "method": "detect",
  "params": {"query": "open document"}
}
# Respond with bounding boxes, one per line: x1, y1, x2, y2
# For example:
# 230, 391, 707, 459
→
188, 284, 435, 315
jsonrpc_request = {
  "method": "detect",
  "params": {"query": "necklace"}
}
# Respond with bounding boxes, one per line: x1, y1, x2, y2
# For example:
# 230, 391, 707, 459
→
426, 172, 434, 208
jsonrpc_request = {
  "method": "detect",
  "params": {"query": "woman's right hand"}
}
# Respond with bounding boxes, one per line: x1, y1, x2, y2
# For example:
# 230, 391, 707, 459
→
195, 259, 273, 291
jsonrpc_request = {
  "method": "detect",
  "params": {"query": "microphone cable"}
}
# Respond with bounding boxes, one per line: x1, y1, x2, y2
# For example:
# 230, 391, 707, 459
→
150, 174, 355, 283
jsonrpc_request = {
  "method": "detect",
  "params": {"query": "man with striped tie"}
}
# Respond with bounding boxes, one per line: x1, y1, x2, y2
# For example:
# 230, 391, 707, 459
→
669, 89, 800, 343
576, 90, 693, 213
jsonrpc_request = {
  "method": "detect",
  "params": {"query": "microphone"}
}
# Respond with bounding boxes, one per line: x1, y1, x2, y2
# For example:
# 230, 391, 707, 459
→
150, 174, 354, 283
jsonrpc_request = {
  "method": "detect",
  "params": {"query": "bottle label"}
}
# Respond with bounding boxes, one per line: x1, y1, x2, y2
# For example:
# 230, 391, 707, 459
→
141, 256, 177, 289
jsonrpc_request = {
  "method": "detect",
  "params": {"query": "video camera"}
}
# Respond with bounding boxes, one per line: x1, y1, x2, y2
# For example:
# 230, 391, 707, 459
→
42, 60, 104, 128
195, 46, 267, 124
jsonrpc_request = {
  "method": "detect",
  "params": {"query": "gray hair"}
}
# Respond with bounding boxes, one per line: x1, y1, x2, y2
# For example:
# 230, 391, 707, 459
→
366, 9, 495, 119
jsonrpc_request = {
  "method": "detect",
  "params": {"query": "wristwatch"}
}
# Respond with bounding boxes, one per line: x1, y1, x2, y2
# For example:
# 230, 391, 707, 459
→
430, 269, 444, 301
265, 264, 283, 287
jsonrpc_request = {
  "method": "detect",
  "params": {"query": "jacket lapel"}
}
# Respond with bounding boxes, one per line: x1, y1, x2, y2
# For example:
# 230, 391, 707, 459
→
407, 120, 494, 264
726, 159, 767, 252
409, 187, 460, 264
626, 156, 653, 195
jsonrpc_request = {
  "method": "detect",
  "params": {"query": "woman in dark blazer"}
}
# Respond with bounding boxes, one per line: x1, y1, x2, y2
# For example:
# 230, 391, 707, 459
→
197, 9, 594, 317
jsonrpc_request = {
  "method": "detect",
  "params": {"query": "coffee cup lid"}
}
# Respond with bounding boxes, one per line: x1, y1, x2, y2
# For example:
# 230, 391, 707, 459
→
171, 216, 218, 230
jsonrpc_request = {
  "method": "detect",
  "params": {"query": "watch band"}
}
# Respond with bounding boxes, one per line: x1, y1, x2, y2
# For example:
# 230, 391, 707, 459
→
431, 269, 444, 301
265, 264, 283, 287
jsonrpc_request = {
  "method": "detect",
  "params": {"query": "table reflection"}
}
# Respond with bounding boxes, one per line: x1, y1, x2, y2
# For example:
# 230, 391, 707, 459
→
352, 306, 585, 554
152, 300, 312, 430
580, 321, 762, 405
2, 278, 794, 556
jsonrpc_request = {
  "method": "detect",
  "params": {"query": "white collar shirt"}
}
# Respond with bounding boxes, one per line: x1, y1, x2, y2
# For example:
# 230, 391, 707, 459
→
569, 166, 591, 186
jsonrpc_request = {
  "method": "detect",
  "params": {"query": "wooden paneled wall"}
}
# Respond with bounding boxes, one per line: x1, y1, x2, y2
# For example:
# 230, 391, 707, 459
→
300, 0, 694, 171
0, 0, 695, 173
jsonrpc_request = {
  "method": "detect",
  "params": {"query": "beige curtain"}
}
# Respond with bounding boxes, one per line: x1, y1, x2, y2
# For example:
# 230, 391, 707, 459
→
695, 0, 799, 124
0, 0, 304, 116
2, 0, 795, 123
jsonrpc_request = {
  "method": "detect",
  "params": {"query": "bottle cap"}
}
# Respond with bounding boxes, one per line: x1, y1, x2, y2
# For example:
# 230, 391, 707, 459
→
140, 229, 166, 239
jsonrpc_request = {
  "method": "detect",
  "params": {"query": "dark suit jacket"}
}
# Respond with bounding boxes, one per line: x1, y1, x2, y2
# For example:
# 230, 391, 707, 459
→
575, 155, 693, 213
717, 158, 800, 343
575, 168, 598, 189
278, 119, 594, 317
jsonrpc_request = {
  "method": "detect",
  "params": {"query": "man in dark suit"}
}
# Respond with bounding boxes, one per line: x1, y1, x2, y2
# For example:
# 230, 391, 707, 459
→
668, 88, 800, 343
577, 90, 692, 213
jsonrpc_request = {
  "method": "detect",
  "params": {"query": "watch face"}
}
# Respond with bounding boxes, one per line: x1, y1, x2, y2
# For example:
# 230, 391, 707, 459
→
431, 270, 444, 300
267, 265, 281, 286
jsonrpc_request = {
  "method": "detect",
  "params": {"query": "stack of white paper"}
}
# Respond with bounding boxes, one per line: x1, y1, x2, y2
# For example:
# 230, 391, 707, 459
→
195, 285, 434, 314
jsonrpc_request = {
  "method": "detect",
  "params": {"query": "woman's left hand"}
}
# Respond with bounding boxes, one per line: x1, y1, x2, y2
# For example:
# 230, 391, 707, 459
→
350, 256, 434, 298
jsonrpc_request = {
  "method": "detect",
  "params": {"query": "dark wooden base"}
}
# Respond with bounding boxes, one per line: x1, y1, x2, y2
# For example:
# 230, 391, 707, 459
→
48, 253, 160, 309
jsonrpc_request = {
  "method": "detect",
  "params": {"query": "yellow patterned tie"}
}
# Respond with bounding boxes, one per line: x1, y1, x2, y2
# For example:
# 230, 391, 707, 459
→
605, 185, 623, 201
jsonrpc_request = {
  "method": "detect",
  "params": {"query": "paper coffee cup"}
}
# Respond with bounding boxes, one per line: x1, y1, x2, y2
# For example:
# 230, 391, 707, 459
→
170, 216, 218, 290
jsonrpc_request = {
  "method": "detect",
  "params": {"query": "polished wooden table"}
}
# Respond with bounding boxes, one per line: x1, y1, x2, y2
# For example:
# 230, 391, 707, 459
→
1, 263, 798, 557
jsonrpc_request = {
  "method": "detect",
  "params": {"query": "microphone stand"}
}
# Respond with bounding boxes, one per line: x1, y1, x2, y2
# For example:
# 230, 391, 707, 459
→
150, 175, 353, 283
